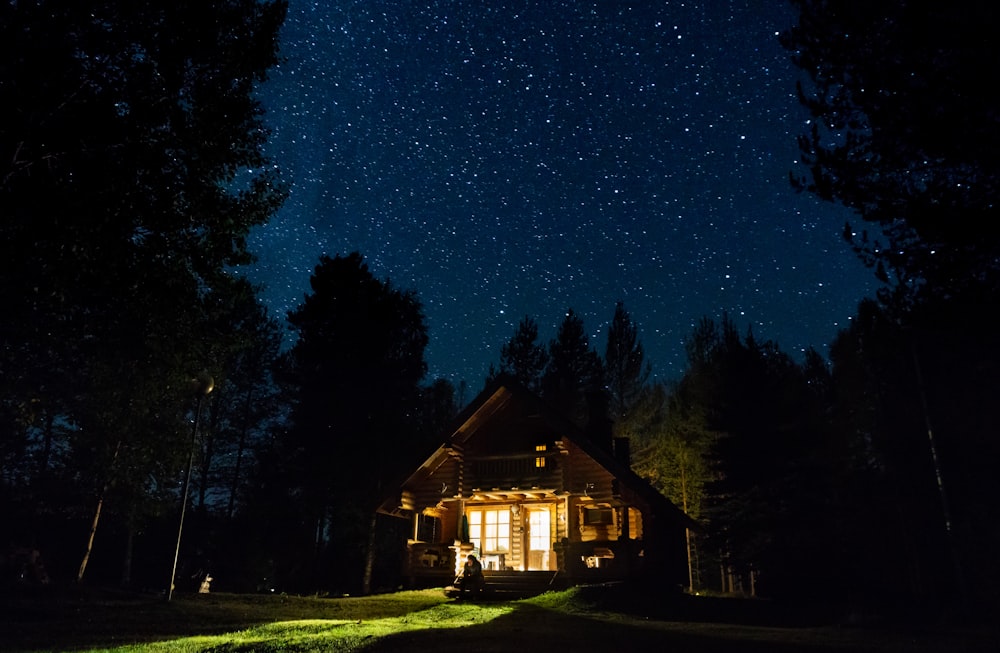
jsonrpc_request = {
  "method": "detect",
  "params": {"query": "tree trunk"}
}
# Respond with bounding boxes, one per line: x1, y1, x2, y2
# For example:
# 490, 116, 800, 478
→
911, 343, 967, 605
77, 493, 105, 583
680, 456, 694, 592
361, 510, 378, 595
227, 385, 254, 520
76, 440, 122, 583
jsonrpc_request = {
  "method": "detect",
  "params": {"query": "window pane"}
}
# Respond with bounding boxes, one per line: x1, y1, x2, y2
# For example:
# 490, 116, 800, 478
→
467, 508, 512, 553
529, 510, 550, 550
584, 507, 614, 525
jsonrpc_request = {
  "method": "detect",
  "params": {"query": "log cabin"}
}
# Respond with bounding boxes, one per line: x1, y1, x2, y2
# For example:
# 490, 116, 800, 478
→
378, 376, 698, 593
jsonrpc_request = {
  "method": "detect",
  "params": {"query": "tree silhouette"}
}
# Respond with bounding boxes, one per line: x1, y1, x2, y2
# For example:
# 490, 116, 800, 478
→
663, 316, 841, 599
540, 310, 605, 432
0, 0, 287, 584
279, 252, 430, 594
486, 316, 549, 393
785, 0, 1000, 609
603, 301, 651, 424
783, 0, 1000, 301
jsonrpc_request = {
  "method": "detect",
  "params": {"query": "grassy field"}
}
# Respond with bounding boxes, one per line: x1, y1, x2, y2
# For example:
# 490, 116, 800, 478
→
2, 585, 996, 653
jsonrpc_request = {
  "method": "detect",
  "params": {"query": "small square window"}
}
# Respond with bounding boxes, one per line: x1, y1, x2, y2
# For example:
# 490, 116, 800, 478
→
583, 507, 614, 525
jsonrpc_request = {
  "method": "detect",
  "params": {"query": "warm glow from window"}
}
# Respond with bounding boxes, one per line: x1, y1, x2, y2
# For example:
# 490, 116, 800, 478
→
535, 444, 546, 467
529, 510, 551, 550
468, 509, 510, 553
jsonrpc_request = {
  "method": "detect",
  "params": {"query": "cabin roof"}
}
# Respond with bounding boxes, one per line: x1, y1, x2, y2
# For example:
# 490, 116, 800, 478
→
379, 374, 700, 532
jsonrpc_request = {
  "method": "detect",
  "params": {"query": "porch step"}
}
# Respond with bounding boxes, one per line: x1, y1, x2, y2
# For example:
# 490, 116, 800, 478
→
446, 570, 562, 600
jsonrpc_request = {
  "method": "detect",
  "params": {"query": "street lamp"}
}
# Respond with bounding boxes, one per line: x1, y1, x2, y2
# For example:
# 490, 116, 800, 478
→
167, 371, 214, 601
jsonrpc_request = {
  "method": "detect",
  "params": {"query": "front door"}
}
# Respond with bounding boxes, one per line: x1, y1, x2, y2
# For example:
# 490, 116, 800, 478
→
526, 508, 551, 570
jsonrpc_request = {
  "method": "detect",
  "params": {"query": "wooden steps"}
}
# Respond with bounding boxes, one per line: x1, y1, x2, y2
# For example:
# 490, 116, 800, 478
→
445, 570, 563, 600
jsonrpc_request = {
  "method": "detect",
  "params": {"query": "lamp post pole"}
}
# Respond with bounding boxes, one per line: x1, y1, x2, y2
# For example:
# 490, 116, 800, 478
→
167, 372, 214, 601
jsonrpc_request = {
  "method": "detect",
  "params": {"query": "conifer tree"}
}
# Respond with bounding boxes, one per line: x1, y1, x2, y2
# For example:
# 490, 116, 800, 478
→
488, 316, 549, 393
279, 252, 430, 594
603, 301, 651, 424
542, 309, 605, 430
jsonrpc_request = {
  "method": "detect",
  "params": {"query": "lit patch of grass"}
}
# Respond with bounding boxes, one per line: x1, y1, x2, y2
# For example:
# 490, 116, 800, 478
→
521, 586, 592, 612
75, 602, 516, 653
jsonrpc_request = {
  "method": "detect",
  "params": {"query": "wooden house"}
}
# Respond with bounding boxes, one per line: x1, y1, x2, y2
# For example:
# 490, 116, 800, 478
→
378, 376, 698, 591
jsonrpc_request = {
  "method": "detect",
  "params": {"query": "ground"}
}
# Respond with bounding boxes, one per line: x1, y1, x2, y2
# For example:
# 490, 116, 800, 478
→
0, 584, 996, 653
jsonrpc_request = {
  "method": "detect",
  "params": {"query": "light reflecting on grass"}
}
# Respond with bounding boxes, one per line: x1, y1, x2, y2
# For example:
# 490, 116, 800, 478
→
84, 602, 515, 653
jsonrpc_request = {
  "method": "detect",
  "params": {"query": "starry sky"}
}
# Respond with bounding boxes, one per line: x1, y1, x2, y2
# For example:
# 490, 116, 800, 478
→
248, 0, 880, 388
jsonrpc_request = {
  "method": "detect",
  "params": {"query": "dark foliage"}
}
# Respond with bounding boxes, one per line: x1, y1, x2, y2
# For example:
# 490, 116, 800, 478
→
541, 309, 606, 434
603, 301, 651, 423
682, 317, 842, 601
486, 316, 549, 394
782, 0, 1000, 614
782, 0, 1000, 302
266, 252, 432, 594
0, 0, 287, 587
828, 297, 1000, 613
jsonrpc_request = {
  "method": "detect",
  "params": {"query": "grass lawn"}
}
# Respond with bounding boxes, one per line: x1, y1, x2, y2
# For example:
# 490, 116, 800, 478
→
1, 585, 996, 653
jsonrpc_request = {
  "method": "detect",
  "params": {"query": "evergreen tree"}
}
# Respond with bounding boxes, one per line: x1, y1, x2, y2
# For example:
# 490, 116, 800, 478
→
603, 301, 651, 425
827, 298, 998, 610
278, 252, 430, 594
785, 2, 1000, 609
417, 378, 460, 443
487, 316, 549, 393
541, 309, 605, 431
674, 316, 840, 599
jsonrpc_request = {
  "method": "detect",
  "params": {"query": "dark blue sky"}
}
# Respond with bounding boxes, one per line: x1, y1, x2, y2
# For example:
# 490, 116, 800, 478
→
249, 0, 879, 388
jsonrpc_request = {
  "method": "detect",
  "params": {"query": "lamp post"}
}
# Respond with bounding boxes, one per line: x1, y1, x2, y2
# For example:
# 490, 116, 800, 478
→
167, 371, 214, 601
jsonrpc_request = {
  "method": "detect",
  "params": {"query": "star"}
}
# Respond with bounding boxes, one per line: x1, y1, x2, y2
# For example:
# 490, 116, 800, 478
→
249, 1, 878, 388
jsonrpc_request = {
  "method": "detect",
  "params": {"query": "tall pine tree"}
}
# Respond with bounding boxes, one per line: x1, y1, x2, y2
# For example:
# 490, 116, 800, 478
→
603, 301, 651, 425
542, 309, 605, 433
486, 316, 549, 393
278, 252, 430, 594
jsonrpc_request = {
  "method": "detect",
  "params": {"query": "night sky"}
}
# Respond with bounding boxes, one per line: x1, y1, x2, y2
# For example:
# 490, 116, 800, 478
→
248, 0, 880, 388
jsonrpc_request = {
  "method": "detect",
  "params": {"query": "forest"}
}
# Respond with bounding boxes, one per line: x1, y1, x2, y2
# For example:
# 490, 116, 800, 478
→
1, 0, 998, 619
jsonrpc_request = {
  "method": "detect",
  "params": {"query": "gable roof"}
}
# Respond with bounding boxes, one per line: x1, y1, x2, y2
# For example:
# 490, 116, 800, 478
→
379, 374, 700, 532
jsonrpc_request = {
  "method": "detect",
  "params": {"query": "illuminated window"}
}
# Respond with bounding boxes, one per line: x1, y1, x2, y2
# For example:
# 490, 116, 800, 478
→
535, 444, 546, 468
529, 510, 551, 550
468, 509, 510, 553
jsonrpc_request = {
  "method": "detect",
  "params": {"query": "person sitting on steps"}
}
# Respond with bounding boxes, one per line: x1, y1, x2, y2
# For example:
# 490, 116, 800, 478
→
461, 553, 484, 593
